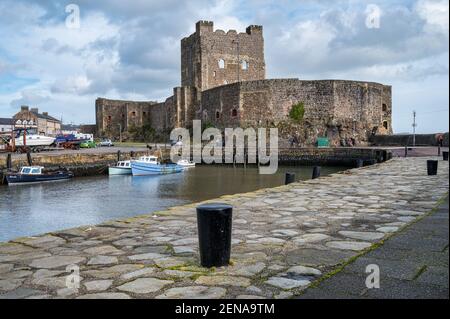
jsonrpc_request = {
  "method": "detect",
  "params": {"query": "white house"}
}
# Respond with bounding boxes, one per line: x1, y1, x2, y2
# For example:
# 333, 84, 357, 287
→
0, 118, 13, 134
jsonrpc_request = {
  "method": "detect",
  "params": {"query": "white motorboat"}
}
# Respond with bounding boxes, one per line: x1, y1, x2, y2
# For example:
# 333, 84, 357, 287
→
15, 134, 55, 147
108, 160, 132, 175
177, 159, 196, 168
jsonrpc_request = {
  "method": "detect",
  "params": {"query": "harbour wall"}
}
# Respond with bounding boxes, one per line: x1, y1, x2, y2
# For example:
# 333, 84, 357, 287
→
0, 151, 149, 185
370, 132, 449, 146
0, 148, 388, 185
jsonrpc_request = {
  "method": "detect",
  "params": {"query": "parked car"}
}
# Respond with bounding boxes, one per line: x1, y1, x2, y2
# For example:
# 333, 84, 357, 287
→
99, 139, 114, 147
80, 140, 97, 148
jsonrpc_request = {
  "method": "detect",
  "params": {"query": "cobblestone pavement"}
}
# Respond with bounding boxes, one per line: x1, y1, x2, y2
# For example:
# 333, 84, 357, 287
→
0, 157, 448, 299
298, 197, 449, 299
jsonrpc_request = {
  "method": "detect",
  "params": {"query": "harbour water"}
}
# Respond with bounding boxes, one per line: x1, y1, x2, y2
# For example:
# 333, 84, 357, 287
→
0, 165, 344, 242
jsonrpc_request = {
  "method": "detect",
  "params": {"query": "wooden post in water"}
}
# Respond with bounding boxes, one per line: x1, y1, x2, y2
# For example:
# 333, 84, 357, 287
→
26, 151, 32, 166
6, 153, 12, 170
117, 150, 121, 162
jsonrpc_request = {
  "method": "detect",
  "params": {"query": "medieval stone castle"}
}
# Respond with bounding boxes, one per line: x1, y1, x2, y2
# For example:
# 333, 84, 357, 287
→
96, 21, 392, 146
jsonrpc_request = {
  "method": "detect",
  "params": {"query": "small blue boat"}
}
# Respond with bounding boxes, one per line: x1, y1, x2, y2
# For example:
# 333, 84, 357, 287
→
131, 156, 183, 176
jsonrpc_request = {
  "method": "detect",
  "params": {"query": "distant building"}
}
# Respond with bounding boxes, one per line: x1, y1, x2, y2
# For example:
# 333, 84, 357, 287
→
13, 106, 61, 136
0, 118, 13, 133
61, 123, 97, 136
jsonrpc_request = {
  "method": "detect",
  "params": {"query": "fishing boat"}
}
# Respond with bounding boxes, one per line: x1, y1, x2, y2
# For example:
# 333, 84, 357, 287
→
108, 160, 132, 175
177, 159, 196, 168
5, 166, 74, 185
131, 156, 183, 176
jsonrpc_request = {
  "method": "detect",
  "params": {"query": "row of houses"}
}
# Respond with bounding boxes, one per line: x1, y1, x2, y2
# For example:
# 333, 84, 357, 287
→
1, 106, 62, 136
1, 106, 96, 137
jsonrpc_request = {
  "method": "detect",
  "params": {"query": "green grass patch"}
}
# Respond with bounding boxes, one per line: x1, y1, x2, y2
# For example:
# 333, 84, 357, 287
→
289, 102, 305, 123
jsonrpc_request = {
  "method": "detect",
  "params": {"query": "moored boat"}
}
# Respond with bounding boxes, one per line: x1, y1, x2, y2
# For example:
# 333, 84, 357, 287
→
15, 133, 55, 147
109, 160, 132, 175
131, 156, 183, 176
177, 159, 196, 168
6, 166, 74, 185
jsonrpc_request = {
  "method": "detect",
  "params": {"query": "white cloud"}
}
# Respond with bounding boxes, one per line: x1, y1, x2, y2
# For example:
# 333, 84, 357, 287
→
51, 75, 92, 94
416, 0, 449, 32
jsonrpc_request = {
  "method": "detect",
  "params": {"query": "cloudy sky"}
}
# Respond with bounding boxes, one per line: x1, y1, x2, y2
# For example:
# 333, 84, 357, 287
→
0, 0, 448, 133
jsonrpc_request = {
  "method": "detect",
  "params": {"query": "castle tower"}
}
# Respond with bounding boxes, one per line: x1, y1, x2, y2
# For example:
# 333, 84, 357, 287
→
181, 21, 266, 91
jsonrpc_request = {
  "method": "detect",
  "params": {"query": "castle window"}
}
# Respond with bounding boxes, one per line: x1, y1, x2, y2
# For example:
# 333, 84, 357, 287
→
143, 112, 147, 116
215, 111, 221, 119
231, 108, 238, 117
383, 121, 388, 130
107, 116, 112, 121
382, 104, 387, 112
241, 60, 248, 70
131, 111, 136, 117
218, 59, 225, 69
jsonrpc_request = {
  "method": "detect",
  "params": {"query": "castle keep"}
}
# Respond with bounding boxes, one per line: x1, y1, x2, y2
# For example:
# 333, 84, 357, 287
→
96, 21, 392, 146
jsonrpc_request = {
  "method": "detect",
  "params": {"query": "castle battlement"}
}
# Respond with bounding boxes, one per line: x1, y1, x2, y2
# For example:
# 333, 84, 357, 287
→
182, 20, 266, 91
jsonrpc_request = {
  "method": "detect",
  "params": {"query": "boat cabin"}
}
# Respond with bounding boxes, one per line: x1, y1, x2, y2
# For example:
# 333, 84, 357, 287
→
138, 156, 159, 164
117, 161, 131, 168
20, 166, 44, 175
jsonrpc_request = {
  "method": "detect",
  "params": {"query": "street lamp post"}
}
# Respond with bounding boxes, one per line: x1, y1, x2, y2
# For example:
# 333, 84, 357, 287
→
412, 111, 417, 147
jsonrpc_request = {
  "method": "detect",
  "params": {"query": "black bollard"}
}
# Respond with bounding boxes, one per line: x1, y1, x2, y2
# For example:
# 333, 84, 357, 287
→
438, 145, 441, 156
312, 166, 321, 179
404, 146, 408, 157
375, 151, 382, 163
285, 172, 295, 185
382, 150, 388, 162
356, 159, 364, 168
443, 151, 449, 161
427, 160, 438, 176
387, 152, 393, 160
196, 203, 233, 268
117, 150, 121, 162
26, 151, 32, 166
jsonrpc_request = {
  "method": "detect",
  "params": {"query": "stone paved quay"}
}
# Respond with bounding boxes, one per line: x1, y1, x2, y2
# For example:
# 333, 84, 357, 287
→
0, 157, 448, 299
298, 197, 449, 299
